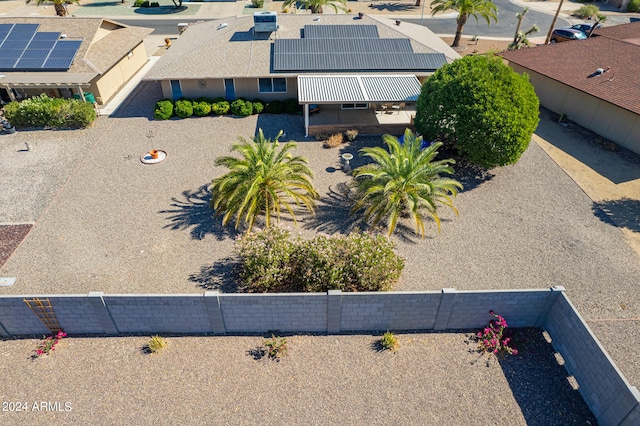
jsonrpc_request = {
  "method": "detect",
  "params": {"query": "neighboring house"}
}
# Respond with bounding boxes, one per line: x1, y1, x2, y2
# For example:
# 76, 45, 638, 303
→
499, 22, 640, 155
0, 18, 152, 106
144, 14, 459, 136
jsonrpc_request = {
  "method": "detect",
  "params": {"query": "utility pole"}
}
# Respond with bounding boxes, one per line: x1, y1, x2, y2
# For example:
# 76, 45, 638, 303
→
544, 0, 564, 45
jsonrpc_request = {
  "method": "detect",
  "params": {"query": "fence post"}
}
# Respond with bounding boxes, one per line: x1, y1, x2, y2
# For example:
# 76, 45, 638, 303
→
434, 288, 457, 331
535, 286, 565, 327
327, 290, 342, 333
204, 291, 226, 335
88, 292, 119, 334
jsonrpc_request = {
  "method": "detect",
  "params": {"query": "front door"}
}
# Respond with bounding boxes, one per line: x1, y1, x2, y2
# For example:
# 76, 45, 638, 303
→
224, 79, 235, 100
170, 80, 182, 100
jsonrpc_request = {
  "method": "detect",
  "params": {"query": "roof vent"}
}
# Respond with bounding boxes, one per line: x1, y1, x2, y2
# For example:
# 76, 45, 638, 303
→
595, 68, 604, 75
60, 34, 67, 39
218, 23, 228, 30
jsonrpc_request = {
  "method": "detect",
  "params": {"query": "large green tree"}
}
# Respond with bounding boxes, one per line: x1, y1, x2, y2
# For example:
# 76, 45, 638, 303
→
415, 55, 539, 168
282, 0, 347, 13
350, 129, 462, 238
210, 129, 319, 231
25, 0, 78, 16
430, 0, 498, 48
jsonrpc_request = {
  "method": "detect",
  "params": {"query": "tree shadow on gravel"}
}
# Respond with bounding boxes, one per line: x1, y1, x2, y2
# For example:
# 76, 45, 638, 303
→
159, 184, 238, 241
497, 328, 597, 425
303, 184, 364, 235
247, 346, 266, 361
189, 256, 242, 292
592, 198, 640, 233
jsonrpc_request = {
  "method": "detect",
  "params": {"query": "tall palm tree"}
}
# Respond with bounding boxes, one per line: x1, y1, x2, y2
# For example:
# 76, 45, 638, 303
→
349, 129, 462, 238
430, 0, 498, 48
25, 0, 79, 17
282, 0, 347, 14
210, 129, 319, 231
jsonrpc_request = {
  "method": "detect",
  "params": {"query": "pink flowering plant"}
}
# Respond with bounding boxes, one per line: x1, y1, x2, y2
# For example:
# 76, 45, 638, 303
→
33, 330, 66, 358
477, 311, 518, 357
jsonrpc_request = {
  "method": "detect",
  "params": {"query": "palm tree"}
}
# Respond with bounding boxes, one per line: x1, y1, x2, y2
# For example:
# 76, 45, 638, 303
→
282, 0, 347, 14
210, 129, 319, 231
25, 0, 79, 17
430, 0, 498, 48
349, 129, 462, 238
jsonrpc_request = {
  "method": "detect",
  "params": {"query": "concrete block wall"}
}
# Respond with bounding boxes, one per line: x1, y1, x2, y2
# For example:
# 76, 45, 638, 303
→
46, 296, 103, 334
544, 293, 640, 426
102, 295, 210, 334
339, 292, 441, 331
219, 293, 327, 333
0, 297, 51, 335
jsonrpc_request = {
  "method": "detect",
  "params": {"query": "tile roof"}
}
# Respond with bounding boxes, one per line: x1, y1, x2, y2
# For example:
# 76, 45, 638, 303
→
144, 14, 454, 81
499, 32, 640, 115
0, 17, 151, 84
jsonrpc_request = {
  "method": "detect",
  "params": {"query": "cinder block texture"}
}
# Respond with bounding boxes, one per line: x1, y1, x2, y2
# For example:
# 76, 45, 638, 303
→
48, 296, 103, 334
340, 292, 440, 331
219, 294, 327, 333
102, 295, 211, 334
544, 293, 640, 426
204, 291, 226, 335
327, 290, 342, 333
0, 297, 50, 335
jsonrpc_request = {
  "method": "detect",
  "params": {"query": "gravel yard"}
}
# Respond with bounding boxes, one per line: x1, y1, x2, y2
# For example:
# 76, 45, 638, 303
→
0, 330, 595, 425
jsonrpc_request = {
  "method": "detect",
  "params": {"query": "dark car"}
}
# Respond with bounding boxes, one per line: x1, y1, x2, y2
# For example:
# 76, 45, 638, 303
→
550, 28, 588, 43
571, 23, 602, 35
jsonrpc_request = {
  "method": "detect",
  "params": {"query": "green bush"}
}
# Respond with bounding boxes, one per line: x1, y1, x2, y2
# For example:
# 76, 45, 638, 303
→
283, 98, 300, 114
236, 227, 405, 293
628, 0, 640, 12
150, 1, 159, 6
230, 99, 252, 116
573, 5, 599, 18
154, 99, 173, 120
264, 100, 283, 114
252, 0, 264, 6
196, 97, 214, 104
193, 101, 212, 117
213, 97, 225, 103
251, 100, 264, 114
174, 99, 193, 118
415, 55, 539, 168
211, 101, 230, 115
133, 0, 144, 5
4, 94, 96, 128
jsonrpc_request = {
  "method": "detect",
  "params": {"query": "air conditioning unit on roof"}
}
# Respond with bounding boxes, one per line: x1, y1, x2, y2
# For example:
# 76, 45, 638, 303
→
254, 11, 278, 33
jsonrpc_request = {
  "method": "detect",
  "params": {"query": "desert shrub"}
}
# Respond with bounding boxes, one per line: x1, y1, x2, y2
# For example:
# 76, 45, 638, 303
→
4, 94, 96, 128
252, 0, 264, 7
323, 133, 343, 148
174, 99, 193, 118
150, 1, 159, 6
154, 99, 173, 120
211, 101, 230, 115
573, 5, 599, 18
251, 100, 264, 114
236, 227, 405, 292
283, 98, 300, 114
344, 129, 358, 142
264, 100, 283, 114
314, 132, 329, 141
230, 99, 252, 116
628, 0, 640, 12
379, 331, 399, 352
193, 101, 211, 116
263, 335, 288, 359
146, 335, 168, 354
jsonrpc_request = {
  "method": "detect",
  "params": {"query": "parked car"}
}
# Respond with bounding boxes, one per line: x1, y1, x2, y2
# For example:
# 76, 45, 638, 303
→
550, 28, 588, 43
571, 23, 602, 35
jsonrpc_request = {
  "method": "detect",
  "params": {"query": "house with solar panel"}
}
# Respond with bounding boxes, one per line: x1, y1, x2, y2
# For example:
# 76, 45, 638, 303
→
144, 14, 458, 136
0, 18, 152, 106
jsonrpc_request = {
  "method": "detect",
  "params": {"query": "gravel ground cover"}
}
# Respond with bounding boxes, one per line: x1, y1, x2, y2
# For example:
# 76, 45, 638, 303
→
0, 330, 595, 425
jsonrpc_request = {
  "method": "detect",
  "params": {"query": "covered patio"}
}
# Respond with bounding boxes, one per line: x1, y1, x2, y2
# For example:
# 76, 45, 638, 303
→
298, 75, 422, 137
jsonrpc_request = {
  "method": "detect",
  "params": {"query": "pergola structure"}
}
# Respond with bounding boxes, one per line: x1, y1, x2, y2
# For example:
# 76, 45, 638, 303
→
0, 73, 94, 102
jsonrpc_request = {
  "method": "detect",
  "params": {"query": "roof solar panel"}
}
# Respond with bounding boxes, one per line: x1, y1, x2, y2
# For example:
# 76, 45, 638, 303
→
21, 48, 50, 59
32, 32, 60, 42
0, 24, 14, 32
1, 39, 29, 50
27, 40, 57, 50
0, 25, 80, 71
42, 57, 74, 70
55, 39, 82, 50
274, 52, 447, 72
9, 23, 39, 35
304, 25, 379, 39
275, 38, 413, 55
0, 57, 17, 69
0, 48, 24, 59
15, 57, 46, 70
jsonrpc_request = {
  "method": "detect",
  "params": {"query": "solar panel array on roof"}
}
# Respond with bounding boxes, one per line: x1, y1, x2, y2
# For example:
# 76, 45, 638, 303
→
275, 38, 413, 55
303, 24, 379, 39
0, 24, 82, 71
274, 52, 447, 72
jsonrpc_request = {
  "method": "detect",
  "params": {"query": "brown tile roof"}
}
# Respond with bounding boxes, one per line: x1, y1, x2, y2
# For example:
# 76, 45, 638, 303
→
499, 35, 640, 116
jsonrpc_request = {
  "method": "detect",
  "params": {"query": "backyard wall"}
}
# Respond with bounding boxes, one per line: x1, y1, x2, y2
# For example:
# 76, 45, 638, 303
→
1, 287, 638, 426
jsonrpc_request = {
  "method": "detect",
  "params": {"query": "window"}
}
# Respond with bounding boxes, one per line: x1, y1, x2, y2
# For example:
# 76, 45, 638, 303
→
341, 103, 368, 109
258, 78, 287, 93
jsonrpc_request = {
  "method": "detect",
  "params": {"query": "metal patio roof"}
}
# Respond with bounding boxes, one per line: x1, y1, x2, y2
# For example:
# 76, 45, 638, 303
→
297, 75, 422, 104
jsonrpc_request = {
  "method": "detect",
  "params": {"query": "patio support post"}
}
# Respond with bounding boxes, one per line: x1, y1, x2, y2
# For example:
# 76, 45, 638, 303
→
304, 103, 309, 137
77, 85, 86, 102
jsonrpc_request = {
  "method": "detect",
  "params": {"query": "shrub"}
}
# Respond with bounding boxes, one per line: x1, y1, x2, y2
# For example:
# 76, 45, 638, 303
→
379, 331, 399, 353
263, 335, 288, 359
283, 98, 300, 114
627, 0, 640, 12
264, 100, 283, 114
150, 1, 159, 6
193, 101, 212, 117
236, 227, 405, 292
213, 97, 225, 103
133, 0, 144, 5
476, 311, 518, 356
573, 5, 599, 18
140, 0, 150, 7
4, 95, 96, 128
314, 132, 329, 142
154, 99, 173, 120
323, 133, 343, 148
230, 99, 252, 116
174, 99, 193, 118
196, 97, 214, 104
344, 129, 358, 142
251, 100, 264, 114
252, 0, 264, 7
33, 330, 66, 358
415, 54, 539, 168
211, 101, 230, 115
146, 335, 168, 354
